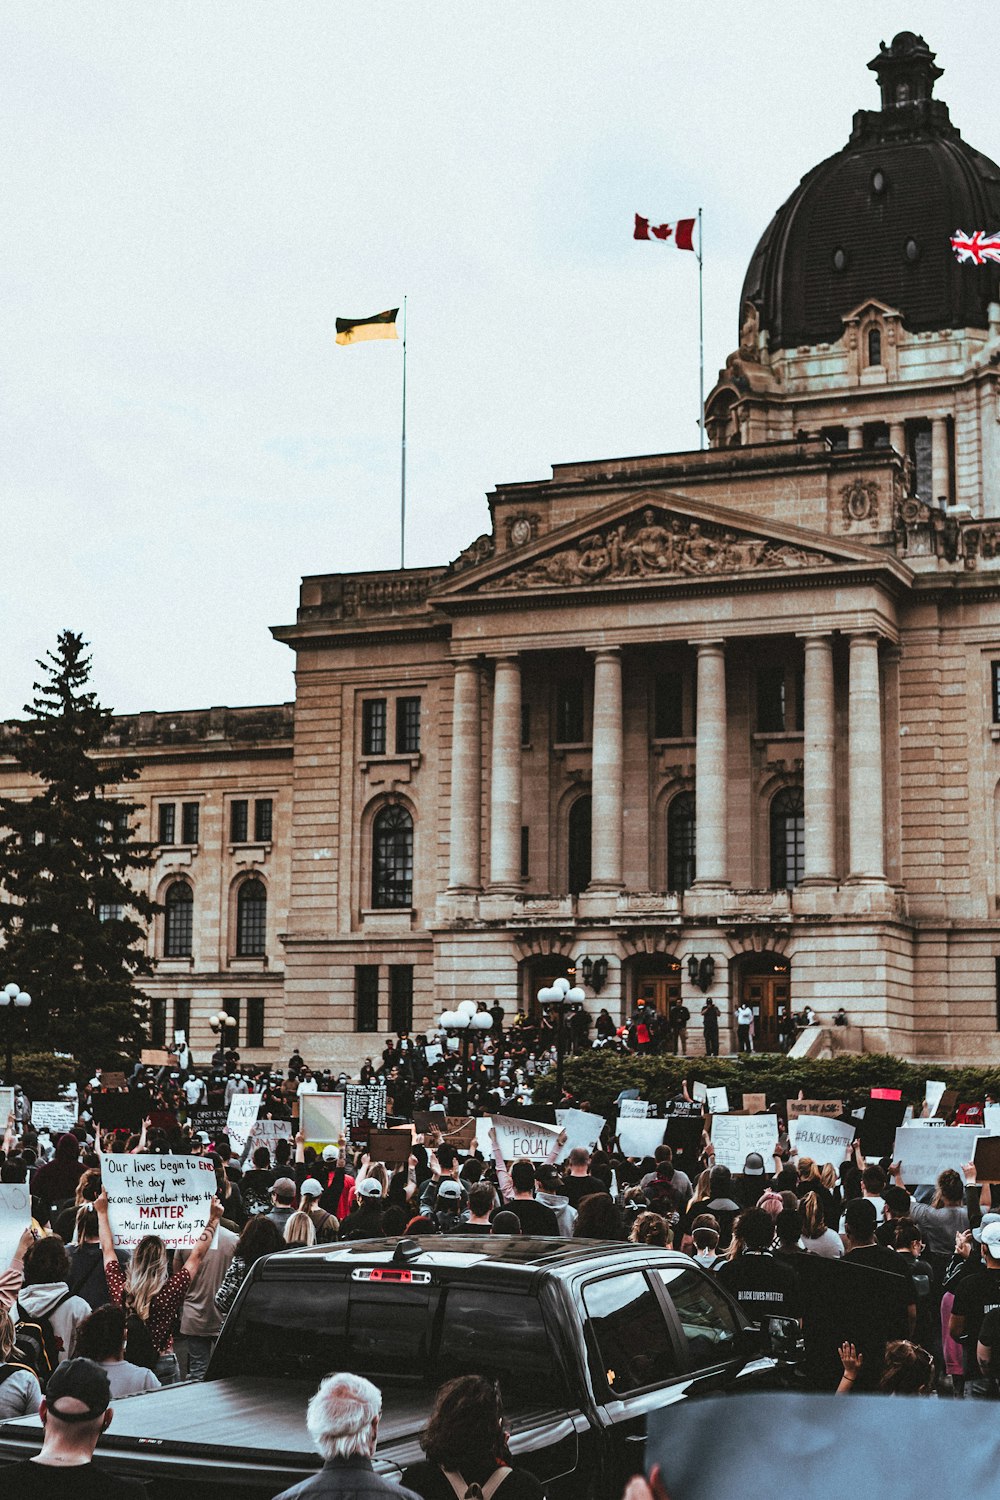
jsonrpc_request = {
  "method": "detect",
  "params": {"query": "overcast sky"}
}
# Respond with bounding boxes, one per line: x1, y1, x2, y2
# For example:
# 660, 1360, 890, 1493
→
0, 3, 989, 719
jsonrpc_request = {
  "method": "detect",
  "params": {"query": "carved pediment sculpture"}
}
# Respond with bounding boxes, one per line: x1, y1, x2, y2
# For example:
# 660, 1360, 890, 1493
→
490, 507, 834, 591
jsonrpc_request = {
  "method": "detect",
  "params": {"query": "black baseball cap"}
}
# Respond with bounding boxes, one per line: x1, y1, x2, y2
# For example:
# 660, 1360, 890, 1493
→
46, 1359, 111, 1422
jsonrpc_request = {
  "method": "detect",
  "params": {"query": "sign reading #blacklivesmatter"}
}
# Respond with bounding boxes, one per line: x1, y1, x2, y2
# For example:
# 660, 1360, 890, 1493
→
789, 1115, 855, 1169
101, 1153, 216, 1249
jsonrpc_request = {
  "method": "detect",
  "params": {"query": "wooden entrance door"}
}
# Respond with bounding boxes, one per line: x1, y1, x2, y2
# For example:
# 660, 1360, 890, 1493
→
636, 971, 681, 1016
741, 972, 790, 1052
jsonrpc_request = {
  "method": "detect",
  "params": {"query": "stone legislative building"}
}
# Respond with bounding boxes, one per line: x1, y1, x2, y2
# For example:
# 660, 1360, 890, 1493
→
5, 32, 1000, 1066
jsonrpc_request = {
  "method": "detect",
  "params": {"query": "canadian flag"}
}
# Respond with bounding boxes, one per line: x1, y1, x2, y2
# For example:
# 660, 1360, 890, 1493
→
634, 213, 696, 249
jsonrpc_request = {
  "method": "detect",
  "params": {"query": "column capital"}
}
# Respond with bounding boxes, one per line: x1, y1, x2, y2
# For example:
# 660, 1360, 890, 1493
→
689, 638, 726, 654
586, 644, 622, 659
845, 629, 883, 647
797, 631, 834, 646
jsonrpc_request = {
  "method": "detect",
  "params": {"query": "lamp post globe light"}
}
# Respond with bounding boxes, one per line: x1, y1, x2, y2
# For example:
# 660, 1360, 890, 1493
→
208, 1011, 238, 1062
0, 982, 32, 1084
437, 1000, 492, 1109
536, 974, 586, 1099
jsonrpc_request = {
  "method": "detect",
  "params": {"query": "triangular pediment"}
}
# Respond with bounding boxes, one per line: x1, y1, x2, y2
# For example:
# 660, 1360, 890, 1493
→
431, 488, 909, 600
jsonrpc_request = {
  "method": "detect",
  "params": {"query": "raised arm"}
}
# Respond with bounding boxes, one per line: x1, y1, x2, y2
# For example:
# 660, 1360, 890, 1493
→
181, 1196, 224, 1282
94, 1188, 117, 1266
545, 1128, 568, 1166
488, 1127, 514, 1201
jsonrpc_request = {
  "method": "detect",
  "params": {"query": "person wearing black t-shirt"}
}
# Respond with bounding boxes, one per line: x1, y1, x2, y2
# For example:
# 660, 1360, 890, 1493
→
950, 1220, 1000, 1377
843, 1198, 916, 1336
491, 1159, 559, 1235
714, 1208, 801, 1325
9, 1357, 146, 1500
562, 1148, 605, 1208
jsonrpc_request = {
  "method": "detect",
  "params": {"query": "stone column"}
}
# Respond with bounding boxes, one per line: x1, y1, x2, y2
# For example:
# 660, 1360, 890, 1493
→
589, 647, 624, 889
801, 635, 836, 883
447, 659, 482, 892
488, 656, 522, 891
889, 421, 906, 459
693, 641, 729, 886
931, 415, 950, 505
847, 425, 864, 451
847, 632, 886, 882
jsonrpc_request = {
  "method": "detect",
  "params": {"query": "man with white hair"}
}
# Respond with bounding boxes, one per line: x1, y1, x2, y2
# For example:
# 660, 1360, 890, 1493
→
274, 1372, 421, 1498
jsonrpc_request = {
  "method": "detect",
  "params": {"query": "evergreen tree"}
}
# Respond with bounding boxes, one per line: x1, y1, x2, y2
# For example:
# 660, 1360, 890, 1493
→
0, 631, 157, 1070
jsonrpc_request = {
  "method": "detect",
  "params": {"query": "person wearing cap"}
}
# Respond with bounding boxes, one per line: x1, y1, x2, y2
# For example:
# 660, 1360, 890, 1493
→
7, 1357, 146, 1499
315, 1145, 356, 1222
340, 1178, 387, 1242
299, 1179, 339, 1243
266, 1178, 299, 1235
949, 1218, 1000, 1385
430, 1178, 465, 1234
533, 1164, 576, 1237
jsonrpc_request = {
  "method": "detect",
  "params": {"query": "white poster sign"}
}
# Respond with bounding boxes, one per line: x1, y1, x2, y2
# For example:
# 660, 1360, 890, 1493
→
245, 1118, 293, 1159
0, 1087, 13, 1130
300, 1092, 345, 1145
226, 1093, 262, 1156
101, 1152, 217, 1249
925, 1081, 947, 1117
706, 1087, 730, 1115
476, 1114, 559, 1162
0, 1182, 31, 1270
32, 1100, 76, 1135
423, 1043, 443, 1067
617, 1098, 651, 1118
790, 1115, 856, 1169
616, 1115, 668, 1158
892, 1124, 988, 1185
691, 1081, 708, 1104
710, 1113, 778, 1172
555, 1107, 606, 1163
985, 1104, 1000, 1139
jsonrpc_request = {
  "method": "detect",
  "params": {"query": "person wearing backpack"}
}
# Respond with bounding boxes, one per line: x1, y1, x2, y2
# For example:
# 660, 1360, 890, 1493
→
401, 1374, 544, 1499
0, 1297, 41, 1419
96, 1186, 224, 1386
15, 1236, 91, 1382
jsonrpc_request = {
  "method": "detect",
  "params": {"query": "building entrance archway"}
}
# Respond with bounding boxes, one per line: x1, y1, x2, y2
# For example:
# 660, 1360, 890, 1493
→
734, 952, 791, 1052
625, 953, 682, 1020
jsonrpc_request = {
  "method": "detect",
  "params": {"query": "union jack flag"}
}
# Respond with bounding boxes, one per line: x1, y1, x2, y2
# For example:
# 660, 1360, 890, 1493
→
951, 229, 1000, 265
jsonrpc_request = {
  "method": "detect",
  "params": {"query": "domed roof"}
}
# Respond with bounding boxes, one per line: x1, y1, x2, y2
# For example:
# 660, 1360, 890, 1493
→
741, 33, 1000, 351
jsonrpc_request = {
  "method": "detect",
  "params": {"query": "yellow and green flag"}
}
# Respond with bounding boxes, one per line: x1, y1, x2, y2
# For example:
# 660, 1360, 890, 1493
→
335, 308, 399, 345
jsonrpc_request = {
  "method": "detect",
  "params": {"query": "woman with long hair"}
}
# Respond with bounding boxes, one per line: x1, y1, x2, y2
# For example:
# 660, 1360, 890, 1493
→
401, 1374, 544, 1499
0, 1304, 41, 1420
215, 1215, 287, 1321
629, 1211, 671, 1248
574, 1193, 626, 1242
96, 1188, 222, 1386
284, 1210, 316, 1247
800, 1190, 843, 1259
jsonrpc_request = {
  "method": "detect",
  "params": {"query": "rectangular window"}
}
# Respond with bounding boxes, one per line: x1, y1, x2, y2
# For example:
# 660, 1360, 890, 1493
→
355, 965, 380, 1033
395, 697, 421, 754
362, 698, 387, 755
174, 997, 191, 1042
520, 826, 530, 880
991, 663, 1000, 724
254, 798, 273, 842
582, 1273, 678, 1396
521, 701, 531, 747
181, 802, 200, 845
907, 420, 932, 503
150, 997, 167, 1049
247, 996, 265, 1049
654, 672, 684, 739
230, 799, 249, 843
389, 965, 414, 1033
224, 997, 241, 1046
158, 803, 176, 846
556, 679, 585, 743
821, 426, 849, 452
97, 902, 124, 923
756, 667, 786, 733
863, 421, 890, 450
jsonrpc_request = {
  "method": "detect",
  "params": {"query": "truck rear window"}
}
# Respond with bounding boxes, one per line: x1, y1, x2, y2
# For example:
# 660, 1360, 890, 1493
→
214, 1278, 567, 1406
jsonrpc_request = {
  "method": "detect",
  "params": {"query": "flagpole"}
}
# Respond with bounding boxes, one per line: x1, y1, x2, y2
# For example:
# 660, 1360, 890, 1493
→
697, 207, 705, 450
400, 295, 408, 569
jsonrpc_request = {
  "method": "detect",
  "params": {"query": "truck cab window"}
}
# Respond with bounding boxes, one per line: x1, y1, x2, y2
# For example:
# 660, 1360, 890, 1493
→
655, 1266, 740, 1368
582, 1272, 678, 1395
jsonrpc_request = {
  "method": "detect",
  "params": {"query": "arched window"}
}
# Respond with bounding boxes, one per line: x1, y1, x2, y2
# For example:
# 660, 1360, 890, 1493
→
236, 878, 267, 957
164, 881, 193, 957
867, 325, 882, 367
567, 795, 592, 894
770, 787, 805, 890
372, 804, 413, 908
667, 792, 696, 892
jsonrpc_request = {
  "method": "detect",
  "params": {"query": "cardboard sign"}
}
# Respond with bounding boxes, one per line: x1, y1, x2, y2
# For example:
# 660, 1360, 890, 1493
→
300, 1092, 345, 1147
742, 1093, 767, 1115
140, 1049, 172, 1066
786, 1099, 844, 1121
618, 1098, 652, 1119
32, 1100, 76, 1135
616, 1115, 668, 1158
709, 1113, 778, 1173
441, 1116, 477, 1150
100, 1072, 127, 1090
245, 1118, 293, 1159
555, 1107, 606, 1163
475, 1114, 559, 1162
0, 1182, 31, 1270
706, 1087, 730, 1115
367, 1130, 413, 1168
226, 1093, 263, 1157
101, 1152, 217, 1249
925, 1081, 947, 1116
973, 1136, 1000, 1183
934, 1088, 959, 1122
412, 1110, 447, 1136
893, 1123, 987, 1184
790, 1115, 856, 1169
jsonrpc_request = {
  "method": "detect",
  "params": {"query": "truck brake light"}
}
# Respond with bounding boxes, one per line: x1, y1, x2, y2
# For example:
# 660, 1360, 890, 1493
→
351, 1268, 432, 1284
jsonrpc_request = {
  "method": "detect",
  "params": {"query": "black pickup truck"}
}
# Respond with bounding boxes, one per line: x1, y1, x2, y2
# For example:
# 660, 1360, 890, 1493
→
0, 1236, 789, 1499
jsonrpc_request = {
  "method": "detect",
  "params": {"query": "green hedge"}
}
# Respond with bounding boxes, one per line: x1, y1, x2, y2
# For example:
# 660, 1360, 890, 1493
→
533, 1052, 1000, 1115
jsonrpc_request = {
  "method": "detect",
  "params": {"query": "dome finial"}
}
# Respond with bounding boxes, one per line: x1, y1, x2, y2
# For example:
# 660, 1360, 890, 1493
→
868, 32, 943, 111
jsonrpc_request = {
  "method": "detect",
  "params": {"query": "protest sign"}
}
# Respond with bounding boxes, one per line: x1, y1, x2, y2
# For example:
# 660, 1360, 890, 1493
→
709, 1113, 778, 1172
245, 1117, 293, 1159
101, 1152, 217, 1249
555, 1107, 606, 1162
665, 1115, 705, 1165
618, 1098, 651, 1118
227, 1093, 262, 1157
859, 1098, 908, 1159
345, 1083, 387, 1137
691, 1081, 708, 1104
140, 1049, 172, 1066
973, 1136, 1000, 1183
0, 1087, 13, 1128
616, 1115, 668, 1158
790, 1115, 855, 1169
871, 1088, 902, 1101
892, 1124, 987, 1184
925, 1081, 946, 1117
706, 1087, 729, 1115
101, 1072, 127, 1090
413, 1110, 446, 1136
786, 1099, 844, 1121
0, 1182, 30, 1270
91, 1088, 151, 1132
32, 1100, 76, 1135
367, 1129, 413, 1168
743, 1094, 767, 1115
192, 1107, 229, 1143
475, 1115, 559, 1162
985, 1103, 1000, 1138
300, 1092, 345, 1147
663, 1099, 703, 1118
441, 1116, 477, 1150
934, 1088, 959, 1121
423, 1043, 443, 1067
